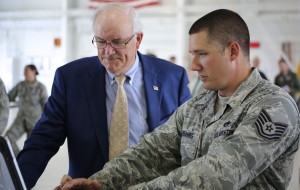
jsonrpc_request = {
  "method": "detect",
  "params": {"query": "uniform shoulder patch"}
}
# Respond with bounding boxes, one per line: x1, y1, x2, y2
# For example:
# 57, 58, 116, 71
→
255, 109, 288, 141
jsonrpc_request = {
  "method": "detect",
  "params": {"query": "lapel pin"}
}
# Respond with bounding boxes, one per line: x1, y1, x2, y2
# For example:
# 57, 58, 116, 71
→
153, 86, 159, 91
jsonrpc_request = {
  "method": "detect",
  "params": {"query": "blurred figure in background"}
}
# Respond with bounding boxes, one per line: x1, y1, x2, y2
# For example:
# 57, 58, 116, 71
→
252, 56, 268, 80
274, 58, 300, 101
169, 55, 176, 64
146, 52, 157, 57
5, 64, 48, 155
0, 77, 9, 134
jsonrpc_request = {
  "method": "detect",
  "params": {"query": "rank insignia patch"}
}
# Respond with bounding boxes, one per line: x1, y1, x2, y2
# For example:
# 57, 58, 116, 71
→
255, 109, 288, 140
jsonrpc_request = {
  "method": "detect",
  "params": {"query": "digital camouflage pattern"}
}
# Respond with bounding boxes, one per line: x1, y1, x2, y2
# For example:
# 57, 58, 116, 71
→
90, 69, 300, 190
274, 70, 300, 101
6, 80, 48, 155
0, 78, 9, 133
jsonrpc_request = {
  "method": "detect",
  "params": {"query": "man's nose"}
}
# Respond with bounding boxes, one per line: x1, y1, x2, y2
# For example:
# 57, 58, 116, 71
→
104, 43, 115, 55
190, 56, 202, 71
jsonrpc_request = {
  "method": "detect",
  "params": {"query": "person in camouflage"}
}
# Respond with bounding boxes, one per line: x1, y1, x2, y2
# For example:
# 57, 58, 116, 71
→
0, 77, 9, 134
56, 9, 300, 190
5, 64, 48, 155
274, 58, 300, 101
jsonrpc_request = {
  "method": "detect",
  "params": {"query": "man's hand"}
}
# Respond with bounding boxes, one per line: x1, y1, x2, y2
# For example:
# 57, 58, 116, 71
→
54, 175, 102, 190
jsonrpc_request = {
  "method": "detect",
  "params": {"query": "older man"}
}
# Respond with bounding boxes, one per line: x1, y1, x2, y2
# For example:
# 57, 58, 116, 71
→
17, 3, 191, 189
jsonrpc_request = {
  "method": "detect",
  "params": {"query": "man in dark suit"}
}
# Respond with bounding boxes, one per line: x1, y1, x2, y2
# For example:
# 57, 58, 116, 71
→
16, 3, 191, 189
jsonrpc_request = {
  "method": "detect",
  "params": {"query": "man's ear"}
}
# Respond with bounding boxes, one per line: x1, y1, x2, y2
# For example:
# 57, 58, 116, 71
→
228, 41, 240, 61
136, 33, 143, 49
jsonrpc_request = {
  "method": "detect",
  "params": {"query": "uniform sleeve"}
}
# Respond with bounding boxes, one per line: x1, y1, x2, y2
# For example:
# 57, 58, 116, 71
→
8, 82, 19, 102
39, 83, 49, 108
89, 102, 189, 190
128, 96, 300, 189
0, 79, 9, 133
290, 73, 300, 96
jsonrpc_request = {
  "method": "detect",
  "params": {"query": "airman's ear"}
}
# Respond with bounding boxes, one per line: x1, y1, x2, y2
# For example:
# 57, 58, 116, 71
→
228, 41, 240, 61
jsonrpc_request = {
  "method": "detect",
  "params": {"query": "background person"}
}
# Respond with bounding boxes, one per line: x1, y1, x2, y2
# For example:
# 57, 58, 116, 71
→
0, 77, 9, 134
5, 64, 48, 155
252, 56, 268, 80
56, 9, 300, 190
17, 3, 191, 189
274, 58, 300, 101
168, 55, 176, 64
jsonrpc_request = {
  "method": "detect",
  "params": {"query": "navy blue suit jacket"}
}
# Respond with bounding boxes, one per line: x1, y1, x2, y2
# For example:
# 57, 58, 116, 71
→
17, 52, 191, 189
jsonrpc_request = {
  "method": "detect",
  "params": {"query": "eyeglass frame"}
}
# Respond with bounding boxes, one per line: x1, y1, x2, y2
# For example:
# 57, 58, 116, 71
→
92, 34, 136, 49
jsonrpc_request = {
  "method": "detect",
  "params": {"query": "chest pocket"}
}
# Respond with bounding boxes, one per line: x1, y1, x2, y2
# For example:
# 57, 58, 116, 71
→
209, 103, 248, 142
200, 105, 247, 154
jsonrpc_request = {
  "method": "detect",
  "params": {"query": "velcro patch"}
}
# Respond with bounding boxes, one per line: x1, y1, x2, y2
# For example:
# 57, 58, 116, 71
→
255, 109, 288, 141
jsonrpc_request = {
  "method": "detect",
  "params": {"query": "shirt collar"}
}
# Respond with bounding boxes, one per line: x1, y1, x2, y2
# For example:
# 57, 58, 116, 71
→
107, 53, 140, 86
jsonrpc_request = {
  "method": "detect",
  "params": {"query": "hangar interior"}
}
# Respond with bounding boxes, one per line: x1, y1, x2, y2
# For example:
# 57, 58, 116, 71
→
0, 0, 299, 189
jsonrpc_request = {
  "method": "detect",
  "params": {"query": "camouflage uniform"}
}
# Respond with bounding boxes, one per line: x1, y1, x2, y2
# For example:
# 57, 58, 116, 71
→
90, 69, 300, 190
0, 78, 9, 133
274, 70, 300, 101
6, 80, 48, 155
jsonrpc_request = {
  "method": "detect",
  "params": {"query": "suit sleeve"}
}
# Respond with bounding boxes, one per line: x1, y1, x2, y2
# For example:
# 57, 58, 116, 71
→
17, 69, 67, 189
178, 68, 192, 106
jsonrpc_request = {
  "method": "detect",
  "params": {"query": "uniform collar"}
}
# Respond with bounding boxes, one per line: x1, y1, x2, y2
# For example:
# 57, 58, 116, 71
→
25, 80, 38, 86
227, 67, 262, 110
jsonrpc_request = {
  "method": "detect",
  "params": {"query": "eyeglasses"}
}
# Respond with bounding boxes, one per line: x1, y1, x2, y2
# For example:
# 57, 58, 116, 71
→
92, 34, 136, 49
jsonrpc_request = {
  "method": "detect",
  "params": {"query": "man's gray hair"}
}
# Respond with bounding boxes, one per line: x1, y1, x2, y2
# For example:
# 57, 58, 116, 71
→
92, 3, 143, 34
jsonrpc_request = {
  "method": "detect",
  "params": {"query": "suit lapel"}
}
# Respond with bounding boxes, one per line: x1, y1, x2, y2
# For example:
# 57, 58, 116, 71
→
85, 62, 108, 160
140, 54, 162, 132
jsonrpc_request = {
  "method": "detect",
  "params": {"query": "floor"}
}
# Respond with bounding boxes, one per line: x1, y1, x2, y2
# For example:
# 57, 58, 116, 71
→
3, 106, 300, 190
